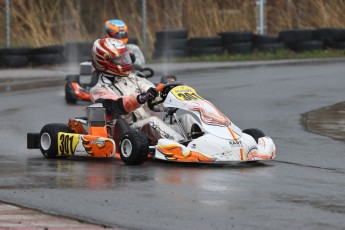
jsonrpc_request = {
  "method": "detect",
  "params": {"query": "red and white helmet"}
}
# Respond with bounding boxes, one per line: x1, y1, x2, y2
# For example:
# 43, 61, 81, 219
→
91, 38, 132, 77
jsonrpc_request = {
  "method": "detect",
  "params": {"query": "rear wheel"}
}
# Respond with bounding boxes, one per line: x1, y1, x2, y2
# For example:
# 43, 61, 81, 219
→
120, 130, 149, 165
39, 123, 72, 158
242, 128, 265, 143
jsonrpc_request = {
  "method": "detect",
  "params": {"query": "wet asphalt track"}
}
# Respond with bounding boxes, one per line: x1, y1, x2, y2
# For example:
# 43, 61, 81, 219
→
0, 62, 345, 230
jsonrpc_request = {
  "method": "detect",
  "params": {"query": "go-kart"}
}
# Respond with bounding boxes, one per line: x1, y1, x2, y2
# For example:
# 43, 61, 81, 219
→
64, 61, 156, 104
27, 82, 276, 165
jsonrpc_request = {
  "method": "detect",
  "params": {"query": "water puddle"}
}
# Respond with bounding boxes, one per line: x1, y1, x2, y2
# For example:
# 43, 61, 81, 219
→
301, 102, 345, 141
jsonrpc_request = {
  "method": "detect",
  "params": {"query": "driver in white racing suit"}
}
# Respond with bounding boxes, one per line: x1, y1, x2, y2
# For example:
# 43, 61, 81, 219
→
89, 38, 200, 144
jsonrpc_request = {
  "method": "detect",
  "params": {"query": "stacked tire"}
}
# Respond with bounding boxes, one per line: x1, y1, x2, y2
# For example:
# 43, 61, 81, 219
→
279, 29, 324, 52
219, 31, 253, 54
314, 28, 345, 50
187, 36, 224, 56
0, 47, 31, 68
252, 34, 285, 52
64, 42, 93, 63
152, 29, 188, 59
29, 45, 65, 66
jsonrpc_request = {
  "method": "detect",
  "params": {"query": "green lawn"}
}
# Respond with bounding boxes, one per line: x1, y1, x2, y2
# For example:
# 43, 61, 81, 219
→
151, 49, 345, 63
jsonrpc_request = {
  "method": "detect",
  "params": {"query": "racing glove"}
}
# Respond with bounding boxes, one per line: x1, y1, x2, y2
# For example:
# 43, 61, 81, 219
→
137, 87, 159, 104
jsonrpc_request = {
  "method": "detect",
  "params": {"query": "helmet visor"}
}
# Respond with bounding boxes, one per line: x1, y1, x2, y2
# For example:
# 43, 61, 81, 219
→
108, 31, 128, 39
110, 51, 132, 65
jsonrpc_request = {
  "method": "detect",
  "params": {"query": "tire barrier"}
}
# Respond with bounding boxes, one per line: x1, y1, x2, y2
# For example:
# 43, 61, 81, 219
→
1, 28, 345, 68
152, 27, 345, 58
0, 47, 31, 67
188, 36, 224, 56
278, 29, 324, 52
64, 42, 93, 63
29, 45, 65, 66
252, 34, 286, 52
219, 31, 253, 54
152, 29, 188, 59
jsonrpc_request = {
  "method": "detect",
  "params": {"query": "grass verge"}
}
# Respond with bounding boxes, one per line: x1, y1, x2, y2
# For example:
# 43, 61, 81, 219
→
152, 49, 345, 63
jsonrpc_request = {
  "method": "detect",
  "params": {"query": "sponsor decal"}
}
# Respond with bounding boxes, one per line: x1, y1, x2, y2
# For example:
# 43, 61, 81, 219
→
149, 121, 174, 140
229, 140, 243, 147
171, 86, 203, 101
81, 136, 115, 157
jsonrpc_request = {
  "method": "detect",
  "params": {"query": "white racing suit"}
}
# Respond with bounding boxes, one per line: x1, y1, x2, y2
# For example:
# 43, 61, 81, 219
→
90, 73, 199, 143
127, 44, 145, 71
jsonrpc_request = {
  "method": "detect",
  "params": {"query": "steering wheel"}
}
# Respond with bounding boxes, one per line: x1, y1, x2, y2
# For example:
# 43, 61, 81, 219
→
147, 82, 183, 112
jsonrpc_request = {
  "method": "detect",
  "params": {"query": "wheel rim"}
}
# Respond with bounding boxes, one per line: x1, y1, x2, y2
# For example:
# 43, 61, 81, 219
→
40, 132, 51, 151
121, 139, 132, 157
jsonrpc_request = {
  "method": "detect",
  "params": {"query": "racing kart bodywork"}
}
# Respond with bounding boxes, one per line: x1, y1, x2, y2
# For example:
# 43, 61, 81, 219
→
27, 82, 276, 165
148, 83, 276, 163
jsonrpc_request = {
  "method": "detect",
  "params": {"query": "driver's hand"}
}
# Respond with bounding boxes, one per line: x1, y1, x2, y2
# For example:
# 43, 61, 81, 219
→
137, 87, 159, 104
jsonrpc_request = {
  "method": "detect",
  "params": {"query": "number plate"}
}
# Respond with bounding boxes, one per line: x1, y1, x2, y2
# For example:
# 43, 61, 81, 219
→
171, 85, 203, 101
58, 133, 80, 155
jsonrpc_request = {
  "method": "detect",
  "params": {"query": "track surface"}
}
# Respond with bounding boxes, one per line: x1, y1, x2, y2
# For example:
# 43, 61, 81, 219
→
1, 63, 345, 229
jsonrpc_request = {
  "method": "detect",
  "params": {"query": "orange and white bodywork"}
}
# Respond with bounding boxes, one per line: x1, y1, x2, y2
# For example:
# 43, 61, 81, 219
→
154, 85, 276, 163
57, 132, 116, 157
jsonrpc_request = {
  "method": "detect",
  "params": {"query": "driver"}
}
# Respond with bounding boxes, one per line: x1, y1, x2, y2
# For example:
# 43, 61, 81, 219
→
89, 38, 200, 144
105, 19, 145, 72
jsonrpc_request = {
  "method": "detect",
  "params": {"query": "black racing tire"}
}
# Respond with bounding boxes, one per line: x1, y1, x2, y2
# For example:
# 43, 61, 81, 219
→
29, 54, 63, 66
253, 34, 279, 45
65, 75, 79, 104
39, 123, 73, 158
255, 43, 286, 52
329, 41, 345, 49
314, 28, 345, 43
188, 46, 225, 56
31, 45, 65, 55
291, 40, 324, 52
156, 29, 188, 40
188, 36, 222, 47
65, 74, 80, 83
225, 42, 252, 54
242, 128, 265, 144
0, 47, 31, 55
0, 55, 29, 68
112, 119, 132, 153
218, 31, 253, 43
65, 42, 93, 63
65, 84, 77, 104
152, 50, 187, 59
279, 29, 315, 44
120, 130, 149, 165
154, 39, 188, 50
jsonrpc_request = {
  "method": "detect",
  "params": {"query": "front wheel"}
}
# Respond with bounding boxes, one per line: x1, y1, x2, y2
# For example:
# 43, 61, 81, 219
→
65, 75, 79, 104
120, 130, 149, 165
39, 123, 73, 158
